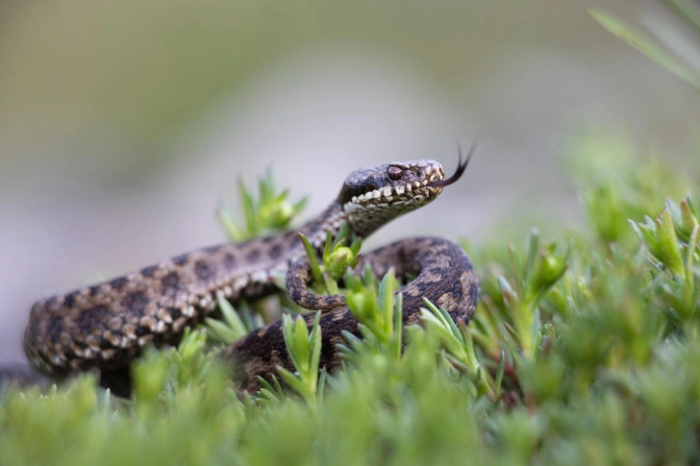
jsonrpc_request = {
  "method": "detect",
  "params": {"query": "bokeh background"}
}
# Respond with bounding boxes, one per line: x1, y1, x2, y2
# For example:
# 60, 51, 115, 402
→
1, 0, 699, 364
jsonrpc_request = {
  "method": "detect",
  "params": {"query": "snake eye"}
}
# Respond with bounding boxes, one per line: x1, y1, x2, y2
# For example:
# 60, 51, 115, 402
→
388, 166, 403, 180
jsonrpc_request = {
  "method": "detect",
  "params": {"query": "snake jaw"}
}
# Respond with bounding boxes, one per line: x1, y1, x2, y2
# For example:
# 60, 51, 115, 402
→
339, 160, 445, 203
347, 180, 443, 205
338, 158, 464, 237
345, 166, 444, 206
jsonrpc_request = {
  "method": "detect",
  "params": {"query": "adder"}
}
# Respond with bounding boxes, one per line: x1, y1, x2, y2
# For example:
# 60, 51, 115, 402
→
22, 152, 479, 392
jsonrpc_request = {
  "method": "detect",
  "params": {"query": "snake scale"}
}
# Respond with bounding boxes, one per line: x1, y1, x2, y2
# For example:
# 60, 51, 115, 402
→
23, 155, 479, 393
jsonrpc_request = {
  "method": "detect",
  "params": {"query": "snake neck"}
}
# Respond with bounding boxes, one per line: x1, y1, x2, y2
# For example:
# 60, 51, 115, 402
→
298, 198, 409, 245
296, 202, 348, 247
342, 195, 442, 238
299, 198, 426, 242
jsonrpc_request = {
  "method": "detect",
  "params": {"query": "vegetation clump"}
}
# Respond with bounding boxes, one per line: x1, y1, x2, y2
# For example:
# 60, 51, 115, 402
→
1, 135, 699, 466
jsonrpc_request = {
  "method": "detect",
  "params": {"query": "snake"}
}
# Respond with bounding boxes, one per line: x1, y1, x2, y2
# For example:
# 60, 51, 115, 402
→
22, 155, 479, 393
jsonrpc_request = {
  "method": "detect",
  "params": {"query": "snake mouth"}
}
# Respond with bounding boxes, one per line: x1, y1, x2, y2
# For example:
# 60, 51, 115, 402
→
346, 145, 473, 206
348, 168, 445, 206
338, 147, 474, 216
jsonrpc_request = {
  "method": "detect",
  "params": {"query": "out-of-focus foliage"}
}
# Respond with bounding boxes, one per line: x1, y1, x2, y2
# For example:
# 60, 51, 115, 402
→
591, 1, 700, 91
298, 222, 362, 296
218, 168, 307, 242
2, 134, 700, 465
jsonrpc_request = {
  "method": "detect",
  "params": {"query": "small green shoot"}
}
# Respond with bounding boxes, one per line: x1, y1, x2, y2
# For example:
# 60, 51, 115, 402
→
486, 229, 570, 360
343, 268, 402, 361
205, 296, 251, 344
298, 222, 361, 296
420, 299, 500, 399
277, 312, 324, 409
218, 168, 307, 241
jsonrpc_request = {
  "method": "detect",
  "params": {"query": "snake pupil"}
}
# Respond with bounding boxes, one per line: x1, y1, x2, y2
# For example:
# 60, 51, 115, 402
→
388, 166, 403, 180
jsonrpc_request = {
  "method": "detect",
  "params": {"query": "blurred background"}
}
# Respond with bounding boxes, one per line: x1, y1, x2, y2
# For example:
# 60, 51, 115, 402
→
1, 0, 699, 364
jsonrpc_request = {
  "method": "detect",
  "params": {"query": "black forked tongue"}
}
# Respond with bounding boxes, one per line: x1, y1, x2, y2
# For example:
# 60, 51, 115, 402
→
429, 141, 476, 188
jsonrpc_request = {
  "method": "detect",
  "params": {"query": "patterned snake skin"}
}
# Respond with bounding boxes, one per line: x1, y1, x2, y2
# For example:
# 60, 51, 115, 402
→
23, 154, 479, 392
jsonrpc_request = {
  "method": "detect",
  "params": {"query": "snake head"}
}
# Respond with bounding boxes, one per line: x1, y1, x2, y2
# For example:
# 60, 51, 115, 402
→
338, 146, 473, 237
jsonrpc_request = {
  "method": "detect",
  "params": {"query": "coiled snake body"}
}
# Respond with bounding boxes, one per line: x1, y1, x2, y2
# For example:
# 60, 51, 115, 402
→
23, 157, 479, 391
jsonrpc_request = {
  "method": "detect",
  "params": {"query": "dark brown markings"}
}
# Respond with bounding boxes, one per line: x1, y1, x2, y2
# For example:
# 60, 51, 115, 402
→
194, 260, 214, 281
44, 297, 58, 311
63, 291, 78, 308
288, 287, 302, 304
283, 230, 302, 247
467, 274, 478, 309
447, 275, 463, 300
47, 315, 63, 341
173, 254, 190, 266
203, 244, 222, 254
268, 244, 283, 260
161, 272, 181, 298
77, 305, 109, 330
109, 276, 129, 292
72, 339, 87, 350
223, 253, 237, 271
123, 291, 149, 314
140, 265, 159, 277
89, 285, 101, 296
245, 248, 261, 262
